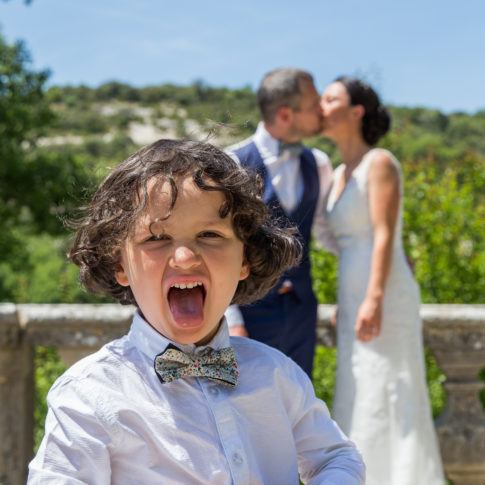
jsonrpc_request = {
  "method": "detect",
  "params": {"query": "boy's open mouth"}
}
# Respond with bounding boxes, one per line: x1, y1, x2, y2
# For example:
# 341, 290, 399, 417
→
168, 282, 206, 326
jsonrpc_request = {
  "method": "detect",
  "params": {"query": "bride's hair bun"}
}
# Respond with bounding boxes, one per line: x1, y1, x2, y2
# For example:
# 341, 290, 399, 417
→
335, 76, 391, 145
364, 105, 391, 145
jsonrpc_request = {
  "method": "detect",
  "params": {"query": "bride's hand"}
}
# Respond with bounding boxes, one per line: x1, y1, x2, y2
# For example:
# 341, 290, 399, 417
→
355, 297, 382, 342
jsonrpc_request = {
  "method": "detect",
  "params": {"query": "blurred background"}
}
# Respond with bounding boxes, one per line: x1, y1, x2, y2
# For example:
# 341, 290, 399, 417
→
1, 0, 484, 449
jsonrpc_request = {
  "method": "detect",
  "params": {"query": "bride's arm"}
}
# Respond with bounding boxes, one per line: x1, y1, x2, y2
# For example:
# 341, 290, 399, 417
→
356, 151, 400, 342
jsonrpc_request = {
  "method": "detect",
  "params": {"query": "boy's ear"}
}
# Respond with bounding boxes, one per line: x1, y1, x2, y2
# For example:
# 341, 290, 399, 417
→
115, 264, 130, 287
239, 260, 250, 281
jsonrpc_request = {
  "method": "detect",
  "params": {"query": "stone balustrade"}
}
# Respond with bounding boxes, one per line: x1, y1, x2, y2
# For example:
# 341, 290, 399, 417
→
1, 303, 485, 485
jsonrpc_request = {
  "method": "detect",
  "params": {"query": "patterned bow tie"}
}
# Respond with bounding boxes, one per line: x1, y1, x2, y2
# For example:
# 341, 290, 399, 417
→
278, 141, 304, 158
154, 345, 239, 388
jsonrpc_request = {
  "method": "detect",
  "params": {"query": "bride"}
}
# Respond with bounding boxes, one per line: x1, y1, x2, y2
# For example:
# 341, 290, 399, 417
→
320, 76, 445, 484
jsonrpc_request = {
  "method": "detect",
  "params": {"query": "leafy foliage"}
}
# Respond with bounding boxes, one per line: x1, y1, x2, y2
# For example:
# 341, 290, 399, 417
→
425, 349, 447, 418
0, 33, 100, 301
310, 240, 338, 304
312, 346, 337, 411
34, 347, 66, 451
0, 35, 52, 228
402, 154, 485, 303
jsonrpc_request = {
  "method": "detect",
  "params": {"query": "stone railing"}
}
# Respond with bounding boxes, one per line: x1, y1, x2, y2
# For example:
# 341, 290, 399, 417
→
1, 303, 485, 485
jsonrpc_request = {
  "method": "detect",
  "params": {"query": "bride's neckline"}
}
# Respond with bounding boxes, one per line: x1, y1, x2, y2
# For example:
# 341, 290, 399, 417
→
331, 148, 375, 206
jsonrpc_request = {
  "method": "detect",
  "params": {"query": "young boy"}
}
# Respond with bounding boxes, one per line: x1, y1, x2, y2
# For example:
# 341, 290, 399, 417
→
28, 139, 365, 484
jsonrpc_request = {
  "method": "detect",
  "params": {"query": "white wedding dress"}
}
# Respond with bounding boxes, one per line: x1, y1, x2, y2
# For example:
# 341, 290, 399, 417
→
325, 149, 445, 484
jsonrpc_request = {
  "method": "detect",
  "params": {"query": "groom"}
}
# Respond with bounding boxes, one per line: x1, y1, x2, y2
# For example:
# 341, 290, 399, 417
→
225, 68, 336, 377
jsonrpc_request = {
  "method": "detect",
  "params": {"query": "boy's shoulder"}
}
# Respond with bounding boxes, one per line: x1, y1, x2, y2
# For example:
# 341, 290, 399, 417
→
231, 334, 281, 355
230, 336, 308, 380
49, 334, 139, 396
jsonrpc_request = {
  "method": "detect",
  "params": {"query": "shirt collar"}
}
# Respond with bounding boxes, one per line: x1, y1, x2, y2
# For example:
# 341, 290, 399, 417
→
253, 122, 279, 159
129, 310, 232, 360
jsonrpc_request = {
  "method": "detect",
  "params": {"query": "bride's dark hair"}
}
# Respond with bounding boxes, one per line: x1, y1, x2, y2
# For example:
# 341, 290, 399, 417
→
336, 76, 391, 145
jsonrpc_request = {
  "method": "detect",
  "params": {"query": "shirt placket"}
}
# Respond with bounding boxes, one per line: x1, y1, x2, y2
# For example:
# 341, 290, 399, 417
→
200, 379, 250, 485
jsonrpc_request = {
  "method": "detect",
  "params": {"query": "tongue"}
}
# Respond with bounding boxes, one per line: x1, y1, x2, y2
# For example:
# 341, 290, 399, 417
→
168, 286, 204, 326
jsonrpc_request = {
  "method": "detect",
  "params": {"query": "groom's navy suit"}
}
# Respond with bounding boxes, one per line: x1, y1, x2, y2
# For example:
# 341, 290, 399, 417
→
234, 140, 320, 377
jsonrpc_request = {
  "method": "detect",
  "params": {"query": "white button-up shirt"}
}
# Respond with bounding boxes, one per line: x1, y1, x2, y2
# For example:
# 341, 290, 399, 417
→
29, 311, 365, 484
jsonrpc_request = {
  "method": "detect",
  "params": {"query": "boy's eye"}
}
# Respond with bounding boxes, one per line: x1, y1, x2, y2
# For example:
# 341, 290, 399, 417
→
199, 231, 222, 239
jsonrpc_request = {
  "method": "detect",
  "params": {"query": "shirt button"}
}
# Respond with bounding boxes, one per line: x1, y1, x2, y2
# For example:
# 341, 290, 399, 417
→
232, 452, 244, 466
209, 386, 219, 396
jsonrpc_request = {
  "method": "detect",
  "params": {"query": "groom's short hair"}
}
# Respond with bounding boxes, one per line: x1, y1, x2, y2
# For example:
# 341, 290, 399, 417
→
257, 68, 314, 123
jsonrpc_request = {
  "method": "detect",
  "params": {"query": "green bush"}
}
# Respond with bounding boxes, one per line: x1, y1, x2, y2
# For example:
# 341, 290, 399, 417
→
425, 349, 447, 418
34, 347, 66, 451
310, 242, 338, 304
312, 346, 337, 411
402, 155, 485, 303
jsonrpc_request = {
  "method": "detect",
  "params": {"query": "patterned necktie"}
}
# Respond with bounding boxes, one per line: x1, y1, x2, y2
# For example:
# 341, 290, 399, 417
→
278, 141, 304, 158
154, 345, 239, 388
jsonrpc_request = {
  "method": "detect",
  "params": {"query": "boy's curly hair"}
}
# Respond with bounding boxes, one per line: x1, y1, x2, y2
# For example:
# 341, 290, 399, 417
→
68, 139, 301, 307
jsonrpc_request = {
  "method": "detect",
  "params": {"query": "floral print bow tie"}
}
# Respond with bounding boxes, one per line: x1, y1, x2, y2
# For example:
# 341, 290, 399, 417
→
154, 346, 239, 388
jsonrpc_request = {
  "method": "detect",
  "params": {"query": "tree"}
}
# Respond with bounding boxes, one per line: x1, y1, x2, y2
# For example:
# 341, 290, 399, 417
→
0, 32, 93, 301
0, 34, 52, 225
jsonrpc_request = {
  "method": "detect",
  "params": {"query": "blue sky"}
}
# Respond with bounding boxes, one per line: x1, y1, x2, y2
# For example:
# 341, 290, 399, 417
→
1, 0, 484, 114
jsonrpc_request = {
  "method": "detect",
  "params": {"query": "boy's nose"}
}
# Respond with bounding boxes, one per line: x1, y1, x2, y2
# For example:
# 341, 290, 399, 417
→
170, 244, 201, 269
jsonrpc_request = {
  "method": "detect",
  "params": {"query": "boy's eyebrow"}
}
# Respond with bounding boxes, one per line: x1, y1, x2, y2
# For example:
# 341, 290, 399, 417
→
139, 214, 229, 235
171, 217, 229, 229
197, 219, 230, 229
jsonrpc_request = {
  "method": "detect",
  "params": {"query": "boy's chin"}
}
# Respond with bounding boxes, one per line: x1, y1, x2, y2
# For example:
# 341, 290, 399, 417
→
193, 318, 224, 347
142, 309, 224, 347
